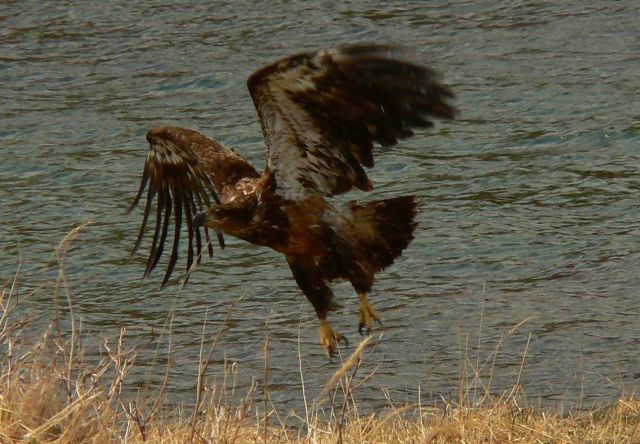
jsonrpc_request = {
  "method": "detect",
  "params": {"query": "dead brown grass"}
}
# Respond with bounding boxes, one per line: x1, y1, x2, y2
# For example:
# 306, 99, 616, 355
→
1, 227, 639, 443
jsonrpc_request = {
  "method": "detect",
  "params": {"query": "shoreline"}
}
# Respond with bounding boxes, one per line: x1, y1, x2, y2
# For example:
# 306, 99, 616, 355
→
1, 229, 638, 443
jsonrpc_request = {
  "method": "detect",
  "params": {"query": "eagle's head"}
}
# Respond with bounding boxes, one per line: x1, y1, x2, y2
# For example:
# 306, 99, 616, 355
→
193, 196, 257, 239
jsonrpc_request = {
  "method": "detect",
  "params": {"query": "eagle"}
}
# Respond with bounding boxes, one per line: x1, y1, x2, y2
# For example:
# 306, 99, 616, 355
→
128, 45, 455, 357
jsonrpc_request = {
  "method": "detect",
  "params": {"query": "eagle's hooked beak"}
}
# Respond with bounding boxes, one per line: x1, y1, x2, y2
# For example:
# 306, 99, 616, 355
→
193, 211, 225, 250
193, 211, 207, 230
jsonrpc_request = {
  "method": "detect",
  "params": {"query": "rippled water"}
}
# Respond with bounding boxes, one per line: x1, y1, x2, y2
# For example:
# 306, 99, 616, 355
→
1, 2, 639, 411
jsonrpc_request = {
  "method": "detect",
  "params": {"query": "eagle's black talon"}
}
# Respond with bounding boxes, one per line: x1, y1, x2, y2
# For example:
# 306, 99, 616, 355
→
326, 335, 348, 361
358, 323, 371, 336
319, 320, 347, 357
358, 293, 382, 335
192, 211, 206, 230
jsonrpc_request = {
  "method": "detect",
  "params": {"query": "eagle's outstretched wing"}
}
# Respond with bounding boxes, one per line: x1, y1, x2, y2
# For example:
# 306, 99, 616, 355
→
127, 126, 259, 285
248, 44, 456, 200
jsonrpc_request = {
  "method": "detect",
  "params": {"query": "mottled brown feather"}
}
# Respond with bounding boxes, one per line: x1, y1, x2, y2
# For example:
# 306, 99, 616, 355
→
248, 45, 456, 199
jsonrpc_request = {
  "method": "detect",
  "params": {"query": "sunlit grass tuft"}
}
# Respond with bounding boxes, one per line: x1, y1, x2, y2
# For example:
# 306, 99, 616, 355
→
1, 227, 639, 443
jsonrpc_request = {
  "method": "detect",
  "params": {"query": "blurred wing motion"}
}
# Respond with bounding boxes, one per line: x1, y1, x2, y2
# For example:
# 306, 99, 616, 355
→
248, 45, 456, 200
127, 126, 259, 285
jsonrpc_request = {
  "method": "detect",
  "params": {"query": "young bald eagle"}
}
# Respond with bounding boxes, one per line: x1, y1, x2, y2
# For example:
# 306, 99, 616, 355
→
128, 45, 455, 357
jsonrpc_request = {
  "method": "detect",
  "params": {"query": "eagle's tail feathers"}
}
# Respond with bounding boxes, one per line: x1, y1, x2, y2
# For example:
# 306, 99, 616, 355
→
349, 195, 418, 273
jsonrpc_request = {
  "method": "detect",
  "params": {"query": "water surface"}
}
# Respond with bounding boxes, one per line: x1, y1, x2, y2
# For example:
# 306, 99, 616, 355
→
1, 1, 639, 411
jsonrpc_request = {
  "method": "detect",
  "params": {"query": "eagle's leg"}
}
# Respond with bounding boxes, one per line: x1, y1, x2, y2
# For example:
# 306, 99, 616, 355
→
358, 293, 383, 336
318, 318, 348, 358
285, 256, 348, 358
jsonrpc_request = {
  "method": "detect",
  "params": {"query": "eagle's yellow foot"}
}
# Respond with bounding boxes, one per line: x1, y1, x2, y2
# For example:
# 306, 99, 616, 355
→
319, 319, 347, 358
358, 293, 383, 336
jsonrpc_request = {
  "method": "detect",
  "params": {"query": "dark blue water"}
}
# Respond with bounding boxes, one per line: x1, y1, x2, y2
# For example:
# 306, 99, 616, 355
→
1, 1, 639, 411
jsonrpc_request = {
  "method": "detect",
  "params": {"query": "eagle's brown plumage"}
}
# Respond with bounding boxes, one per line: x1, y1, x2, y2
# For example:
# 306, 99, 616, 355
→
129, 45, 456, 356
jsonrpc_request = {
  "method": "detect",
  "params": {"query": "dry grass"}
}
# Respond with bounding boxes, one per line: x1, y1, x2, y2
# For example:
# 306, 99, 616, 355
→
1, 228, 639, 443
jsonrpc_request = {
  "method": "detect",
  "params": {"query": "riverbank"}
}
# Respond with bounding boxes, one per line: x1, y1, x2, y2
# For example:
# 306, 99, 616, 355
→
2, 310, 638, 443
1, 229, 638, 443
